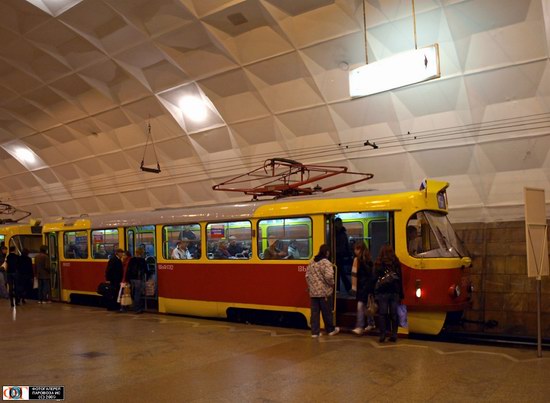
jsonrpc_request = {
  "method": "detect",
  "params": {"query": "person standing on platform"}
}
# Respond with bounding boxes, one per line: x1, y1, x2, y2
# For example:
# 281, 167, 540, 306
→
334, 217, 352, 294
105, 248, 124, 311
6, 246, 20, 307
351, 241, 376, 335
0, 246, 8, 299
18, 249, 34, 304
35, 245, 51, 304
127, 247, 146, 314
119, 251, 132, 312
305, 244, 340, 338
374, 244, 404, 343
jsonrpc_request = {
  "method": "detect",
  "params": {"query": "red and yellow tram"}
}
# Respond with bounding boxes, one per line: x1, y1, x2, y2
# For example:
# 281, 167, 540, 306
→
40, 179, 470, 335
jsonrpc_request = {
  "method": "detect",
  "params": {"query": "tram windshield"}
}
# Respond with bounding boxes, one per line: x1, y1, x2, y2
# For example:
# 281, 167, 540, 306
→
9, 235, 42, 257
407, 211, 467, 258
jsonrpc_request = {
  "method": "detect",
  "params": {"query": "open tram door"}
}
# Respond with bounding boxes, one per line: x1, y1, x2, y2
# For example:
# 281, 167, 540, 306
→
45, 232, 61, 301
125, 225, 157, 311
326, 212, 393, 329
325, 215, 338, 326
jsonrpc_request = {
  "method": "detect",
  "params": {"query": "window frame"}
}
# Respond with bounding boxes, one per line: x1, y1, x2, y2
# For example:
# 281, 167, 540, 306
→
257, 217, 313, 260
205, 220, 252, 260
63, 230, 89, 260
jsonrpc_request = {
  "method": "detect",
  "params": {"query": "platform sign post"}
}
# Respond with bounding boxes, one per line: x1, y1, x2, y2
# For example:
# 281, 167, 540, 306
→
524, 187, 549, 358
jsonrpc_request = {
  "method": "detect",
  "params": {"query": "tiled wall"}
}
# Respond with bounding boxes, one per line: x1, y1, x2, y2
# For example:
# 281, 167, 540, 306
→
454, 221, 550, 337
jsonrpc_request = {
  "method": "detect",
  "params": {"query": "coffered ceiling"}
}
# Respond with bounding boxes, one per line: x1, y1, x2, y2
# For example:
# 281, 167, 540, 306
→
0, 0, 549, 222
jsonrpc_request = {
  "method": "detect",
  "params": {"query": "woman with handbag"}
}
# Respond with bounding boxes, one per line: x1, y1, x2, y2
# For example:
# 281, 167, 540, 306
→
351, 241, 376, 335
305, 244, 340, 338
374, 244, 404, 343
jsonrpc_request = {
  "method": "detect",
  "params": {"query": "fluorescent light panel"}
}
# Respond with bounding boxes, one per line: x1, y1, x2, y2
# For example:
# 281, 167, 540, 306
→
1, 142, 47, 170
349, 44, 440, 97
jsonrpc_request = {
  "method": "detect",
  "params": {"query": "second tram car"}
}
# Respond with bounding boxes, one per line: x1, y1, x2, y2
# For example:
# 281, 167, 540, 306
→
41, 179, 471, 335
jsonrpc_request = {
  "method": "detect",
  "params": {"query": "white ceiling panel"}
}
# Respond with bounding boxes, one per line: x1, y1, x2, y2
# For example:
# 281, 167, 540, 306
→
0, 0, 546, 221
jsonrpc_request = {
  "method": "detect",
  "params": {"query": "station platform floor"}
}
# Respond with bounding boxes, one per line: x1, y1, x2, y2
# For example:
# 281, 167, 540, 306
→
2, 300, 549, 403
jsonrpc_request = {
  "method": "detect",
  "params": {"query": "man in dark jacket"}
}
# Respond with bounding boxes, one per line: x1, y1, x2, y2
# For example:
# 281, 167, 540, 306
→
6, 246, 20, 307
18, 249, 34, 304
126, 247, 147, 313
105, 248, 124, 311
334, 217, 352, 293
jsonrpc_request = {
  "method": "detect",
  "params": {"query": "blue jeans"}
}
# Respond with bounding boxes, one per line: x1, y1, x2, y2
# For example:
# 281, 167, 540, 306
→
130, 280, 143, 312
376, 293, 399, 339
38, 278, 51, 302
310, 296, 335, 335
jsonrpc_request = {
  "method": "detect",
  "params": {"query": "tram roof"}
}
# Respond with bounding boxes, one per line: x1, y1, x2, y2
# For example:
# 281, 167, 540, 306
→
43, 180, 446, 229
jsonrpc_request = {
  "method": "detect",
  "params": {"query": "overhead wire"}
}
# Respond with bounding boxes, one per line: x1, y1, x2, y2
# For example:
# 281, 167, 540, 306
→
7, 111, 550, 204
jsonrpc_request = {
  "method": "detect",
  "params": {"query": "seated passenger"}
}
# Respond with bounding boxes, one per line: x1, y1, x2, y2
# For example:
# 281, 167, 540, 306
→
263, 237, 287, 260
287, 240, 300, 259
214, 240, 231, 259
171, 238, 192, 259
227, 236, 243, 257
95, 245, 108, 259
407, 226, 422, 256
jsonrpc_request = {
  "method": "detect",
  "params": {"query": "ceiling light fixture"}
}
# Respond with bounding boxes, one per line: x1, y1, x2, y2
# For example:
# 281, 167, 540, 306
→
15, 147, 36, 164
350, 0, 440, 97
1, 142, 46, 170
179, 96, 208, 123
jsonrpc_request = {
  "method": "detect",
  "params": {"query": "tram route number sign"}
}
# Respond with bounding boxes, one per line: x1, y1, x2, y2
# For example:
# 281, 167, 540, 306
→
3, 385, 65, 400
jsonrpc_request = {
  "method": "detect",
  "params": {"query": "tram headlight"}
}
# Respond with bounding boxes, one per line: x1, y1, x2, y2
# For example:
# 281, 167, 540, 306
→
415, 279, 422, 298
448, 284, 461, 298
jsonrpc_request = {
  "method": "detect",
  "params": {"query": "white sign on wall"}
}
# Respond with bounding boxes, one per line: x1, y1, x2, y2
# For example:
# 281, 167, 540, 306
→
524, 187, 549, 278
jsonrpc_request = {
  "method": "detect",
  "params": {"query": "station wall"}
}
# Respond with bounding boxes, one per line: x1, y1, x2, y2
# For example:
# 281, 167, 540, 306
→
455, 221, 550, 337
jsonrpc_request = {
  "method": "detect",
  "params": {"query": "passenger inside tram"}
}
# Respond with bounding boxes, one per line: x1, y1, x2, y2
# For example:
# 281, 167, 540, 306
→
94, 244, 108, 259
214, 240, 231, 259
171, 239, 192, 259
286, 240, 300, 259
227, 236, 243, 257
263, 237, 287, 260
407, 225, 422, 256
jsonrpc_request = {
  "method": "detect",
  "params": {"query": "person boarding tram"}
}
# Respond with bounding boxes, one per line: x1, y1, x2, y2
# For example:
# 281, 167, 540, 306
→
350, 240, 376, 335
374, 244, 404, 343
334, 217, 352, 293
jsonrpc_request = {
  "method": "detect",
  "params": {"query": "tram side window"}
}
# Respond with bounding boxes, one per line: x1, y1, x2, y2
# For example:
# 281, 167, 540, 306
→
333, 213, 390, 261
206, 221, 252, 260
163, 224, 201, 260
258, 217, 312, 260
91, 229, 119, 259
64, 231, 88, 259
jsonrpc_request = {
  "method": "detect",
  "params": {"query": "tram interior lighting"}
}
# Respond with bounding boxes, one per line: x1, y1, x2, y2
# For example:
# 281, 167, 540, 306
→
349, 44, 440, 97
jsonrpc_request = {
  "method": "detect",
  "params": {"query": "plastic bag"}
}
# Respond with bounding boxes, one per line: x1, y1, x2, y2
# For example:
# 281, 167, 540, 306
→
33, 277, 39, 289
120, 284, 133, 306
397, 304, 408, 328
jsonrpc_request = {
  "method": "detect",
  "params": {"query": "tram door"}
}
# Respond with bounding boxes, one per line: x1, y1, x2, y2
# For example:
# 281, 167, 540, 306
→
326, 212, 393, 326
125, 226, 157, 311
46, 232, 61, 301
